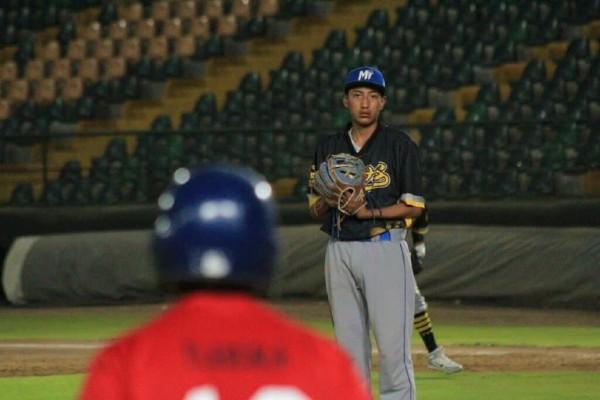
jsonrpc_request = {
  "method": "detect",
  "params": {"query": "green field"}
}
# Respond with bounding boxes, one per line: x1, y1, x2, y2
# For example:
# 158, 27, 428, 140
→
1, 304, 599, 399
1, 372, 598, 400
2, 310, 600, 347
306, 320, 600, 347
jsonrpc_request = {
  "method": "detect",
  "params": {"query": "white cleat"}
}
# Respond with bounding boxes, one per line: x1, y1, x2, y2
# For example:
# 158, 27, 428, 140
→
427, 346, 464, 374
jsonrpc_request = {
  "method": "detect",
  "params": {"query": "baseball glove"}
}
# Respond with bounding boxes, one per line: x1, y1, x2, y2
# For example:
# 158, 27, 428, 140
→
313, 153, 366, 215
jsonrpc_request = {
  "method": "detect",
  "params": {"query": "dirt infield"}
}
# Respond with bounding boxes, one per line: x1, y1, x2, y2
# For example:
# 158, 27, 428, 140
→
2, 342, 600, 377
1, 301, 599, 377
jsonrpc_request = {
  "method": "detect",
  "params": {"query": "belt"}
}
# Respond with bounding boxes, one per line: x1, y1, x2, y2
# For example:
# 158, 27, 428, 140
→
360, 231, 392, 242
359, 229, 407, 242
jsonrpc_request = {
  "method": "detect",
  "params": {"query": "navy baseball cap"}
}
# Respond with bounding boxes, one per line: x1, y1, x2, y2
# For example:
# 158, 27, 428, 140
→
344, 66, 386, 95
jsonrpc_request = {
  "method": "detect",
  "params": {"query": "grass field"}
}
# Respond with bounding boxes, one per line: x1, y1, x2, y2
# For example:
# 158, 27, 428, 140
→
1, 302, 599, 399
2, 371, 599, 400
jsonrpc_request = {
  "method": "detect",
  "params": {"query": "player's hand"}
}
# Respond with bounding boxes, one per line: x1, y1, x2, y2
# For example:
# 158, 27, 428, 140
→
414, 242, 426, 260
340, 190, 367, 216
412, 242, 426, 275
310, 197, 331, 220
411, 250, 424, 275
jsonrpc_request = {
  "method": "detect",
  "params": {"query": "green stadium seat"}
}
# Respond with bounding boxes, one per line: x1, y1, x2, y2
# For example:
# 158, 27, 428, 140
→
553, 57, 578, 82
179, 112, 199, 131
76, 96, 97, 119
422, 62, 442, 87
558, 121, 585, 147
541, 142, 567, 171
193, 36, 225, 61
508, 19, 528, 43
242, 16, 267, 38
41, 180, 63, 205
422, 169, 448, 200
118, 180, 137, 203
135, 56, 154, 80
9, 183, 35, 206
522, 59, 548, 81
193, 93, 217, 118
323, 29, 347, 51
122, 157, 143, 184
526, 15, 563, 46
567, 38, 592, 59
528, 169, 554, 196
476, 82, 502, 105
257, 130, 275, 156
281, 51, 305, 73
14, 34, 35, 67
104, 138, 127, 161
224, 92, 245, 118
162, 55, 185, 79
59, 159, 82, 184
228, 133, 246, 159
98, 1, 118, 25
151, 115, 173, 132
89, 181, 106, 204
239, 72, 262, 93
366, 9, 389, 29
466, 101, 488, 122
279, 0, 307, 18
452, 62, 475, 89
486, 170, 518, 198
584, 142, 600, 169
272, 152, 293, 179
42, 4, 59, 27
122, 75, 141, 100
57, 18, 76, 48
69, 179, 92, 206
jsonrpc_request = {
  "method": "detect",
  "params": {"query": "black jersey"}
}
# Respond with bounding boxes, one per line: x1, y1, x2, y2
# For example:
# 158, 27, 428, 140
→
309, 122, 425, 240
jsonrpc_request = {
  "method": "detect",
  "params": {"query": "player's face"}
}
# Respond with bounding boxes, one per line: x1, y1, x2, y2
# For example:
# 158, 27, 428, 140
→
343, 87, 386, 128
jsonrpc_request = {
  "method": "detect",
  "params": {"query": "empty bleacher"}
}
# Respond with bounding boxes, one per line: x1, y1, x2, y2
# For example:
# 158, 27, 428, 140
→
1, 0, 599, 206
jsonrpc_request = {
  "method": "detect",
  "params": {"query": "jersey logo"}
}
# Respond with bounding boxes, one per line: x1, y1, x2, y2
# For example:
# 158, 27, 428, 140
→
358, 69, 374, 81
364, 162, 391, 191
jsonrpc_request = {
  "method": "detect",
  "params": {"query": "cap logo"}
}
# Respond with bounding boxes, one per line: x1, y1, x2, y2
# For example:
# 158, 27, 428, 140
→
357, 69, 374, 81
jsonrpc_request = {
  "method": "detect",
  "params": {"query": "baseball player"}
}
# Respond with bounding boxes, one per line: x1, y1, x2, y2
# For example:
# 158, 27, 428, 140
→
410, 207, 463, 374
81, 166, 370, 400
308, 66, 424, 400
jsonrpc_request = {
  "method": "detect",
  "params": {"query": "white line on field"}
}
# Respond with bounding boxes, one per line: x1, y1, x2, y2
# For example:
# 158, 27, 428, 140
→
0, 343, 106, 350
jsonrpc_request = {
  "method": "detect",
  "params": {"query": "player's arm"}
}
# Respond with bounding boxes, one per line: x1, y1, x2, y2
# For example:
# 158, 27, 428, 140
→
354, 201, 422, 220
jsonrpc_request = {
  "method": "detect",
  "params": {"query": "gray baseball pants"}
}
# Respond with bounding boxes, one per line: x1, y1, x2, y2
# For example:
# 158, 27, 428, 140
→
324, 229, 416, 400
414, 282, 428, 315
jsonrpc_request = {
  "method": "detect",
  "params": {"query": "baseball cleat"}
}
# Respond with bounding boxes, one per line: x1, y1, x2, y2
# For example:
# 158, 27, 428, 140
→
427, 346, 464, 373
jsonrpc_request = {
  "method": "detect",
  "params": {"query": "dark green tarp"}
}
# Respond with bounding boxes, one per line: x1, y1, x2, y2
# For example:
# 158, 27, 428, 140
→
3, 225, 600, 309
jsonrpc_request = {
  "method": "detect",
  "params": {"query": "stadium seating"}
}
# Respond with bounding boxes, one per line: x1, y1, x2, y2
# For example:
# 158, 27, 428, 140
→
0, 0, 317, 134
1, 0, 599, 205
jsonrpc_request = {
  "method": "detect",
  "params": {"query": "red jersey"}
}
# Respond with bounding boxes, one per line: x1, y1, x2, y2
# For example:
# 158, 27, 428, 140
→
81, 293, 371, 400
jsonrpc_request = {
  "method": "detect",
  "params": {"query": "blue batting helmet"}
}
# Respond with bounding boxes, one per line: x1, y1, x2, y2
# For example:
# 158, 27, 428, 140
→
344, 66, 386, 95
153, 165, 277, 291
